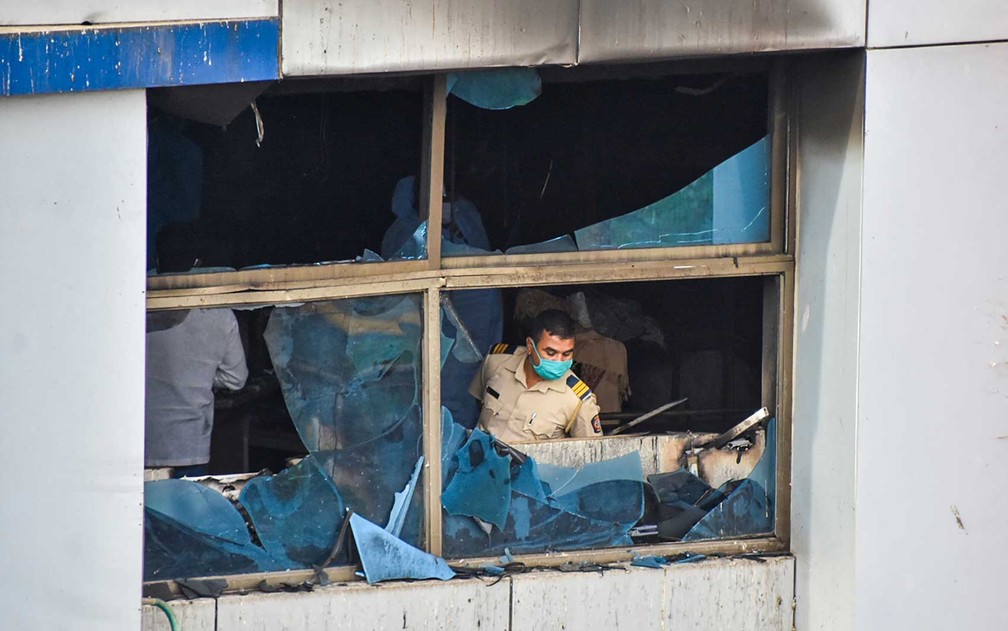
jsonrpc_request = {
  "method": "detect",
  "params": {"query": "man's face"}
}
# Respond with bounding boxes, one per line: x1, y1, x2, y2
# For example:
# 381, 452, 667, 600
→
527, 330, 575, 365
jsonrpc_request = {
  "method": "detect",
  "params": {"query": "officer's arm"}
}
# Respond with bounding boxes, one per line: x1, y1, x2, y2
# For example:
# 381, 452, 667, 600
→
569, 393, 603, 438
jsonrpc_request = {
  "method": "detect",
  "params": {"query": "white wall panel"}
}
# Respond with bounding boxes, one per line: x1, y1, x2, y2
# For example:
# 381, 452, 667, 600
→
580, 0, 865, 62
281, 0, 578, 76
791, 51, 864, 631
0, 90, 147, 629
868, 0, 1008, 48
859, 42, 1008, 630
216, 577, 510, 630
0, 1, 277, 26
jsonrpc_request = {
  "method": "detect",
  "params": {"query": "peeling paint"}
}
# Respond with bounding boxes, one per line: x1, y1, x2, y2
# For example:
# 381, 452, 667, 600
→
0, 19, 279, 97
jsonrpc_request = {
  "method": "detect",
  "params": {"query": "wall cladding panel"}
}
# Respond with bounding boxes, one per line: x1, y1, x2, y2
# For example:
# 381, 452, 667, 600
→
578, 0, 865, 63
282, 0, 578, 77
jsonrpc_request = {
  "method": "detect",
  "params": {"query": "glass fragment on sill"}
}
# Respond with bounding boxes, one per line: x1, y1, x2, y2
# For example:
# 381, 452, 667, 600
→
144, 479, 254, 547
447, 68, 541, 111
441, 424, 645, 557
238, 455, 346, 568
143, 508, 283, 581
350, 513, 455, 585
573, 136, 770, 250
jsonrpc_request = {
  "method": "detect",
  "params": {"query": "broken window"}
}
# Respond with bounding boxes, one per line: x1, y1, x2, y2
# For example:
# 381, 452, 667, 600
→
443, 67, 772, 256
144, 295, 426, 581
146, 79, 427, 275
143, 60, 791, 588
438, 279, 778, 558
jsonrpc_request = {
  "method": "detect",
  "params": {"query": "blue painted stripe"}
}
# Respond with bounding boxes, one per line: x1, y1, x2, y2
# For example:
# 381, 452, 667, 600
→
0, 19, 279, 97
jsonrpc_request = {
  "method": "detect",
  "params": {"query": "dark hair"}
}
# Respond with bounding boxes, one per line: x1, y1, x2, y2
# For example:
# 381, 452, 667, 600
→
528, 309, 576, 343
156, 222, 200, 273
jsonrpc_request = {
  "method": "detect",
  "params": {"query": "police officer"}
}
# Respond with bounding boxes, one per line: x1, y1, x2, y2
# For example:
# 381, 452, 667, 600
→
468, 309, 603, 443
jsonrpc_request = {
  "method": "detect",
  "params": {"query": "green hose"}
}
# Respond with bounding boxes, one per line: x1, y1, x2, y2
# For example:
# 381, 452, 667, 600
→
142, 598, 179, 631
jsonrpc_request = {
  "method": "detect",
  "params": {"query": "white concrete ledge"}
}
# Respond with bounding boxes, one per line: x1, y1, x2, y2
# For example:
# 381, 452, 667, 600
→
143, 556, 794, 631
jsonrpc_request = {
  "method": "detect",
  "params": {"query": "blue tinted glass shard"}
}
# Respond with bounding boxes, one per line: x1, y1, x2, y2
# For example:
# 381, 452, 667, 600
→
315, 403, 425, 548
441, 289, 503, 428
441, 408, 469, 485
574, 136, 770, 250
631, 553, 667, 569
656, 500, 709, 540
144, 479, 251, 546
505, 235, 578, 255
350, 513, 454, 585
443, 493, 632, 558
550, 451, 644, 497
386, 456, 424, 538
263, 296, 422, 452
441, 430, 512, 531
747, 418, 777, 511
551, 463, 645, 528
647, 468, 712, 505
143, 508, 282, 581
510, 457, 549, 503
682, 479, 772, 541
440, 331, 455, 369
535, 462, 578, 495
264, 295, 425, 548
238, 455, 346, 568
448, 68, 541, 110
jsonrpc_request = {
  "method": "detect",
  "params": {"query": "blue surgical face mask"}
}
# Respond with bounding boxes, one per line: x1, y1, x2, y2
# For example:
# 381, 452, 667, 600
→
528, 338, 573, 381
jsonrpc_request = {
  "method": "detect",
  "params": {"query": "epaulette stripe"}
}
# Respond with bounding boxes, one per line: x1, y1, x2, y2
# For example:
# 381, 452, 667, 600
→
490, 343, 516, 354
566, 374, 592, 400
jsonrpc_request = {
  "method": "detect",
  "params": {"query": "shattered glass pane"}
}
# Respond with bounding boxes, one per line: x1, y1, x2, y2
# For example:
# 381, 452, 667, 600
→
143, 508, 283, 581
682, 479, 772, 540
681, 418, 777, 541
263, 296, 422, 452
574, 136, 770, 250
441, 425, 645, 557
144, 294, 427, 581
440, 289, 503, 429
144, 479, 252, 546
441, 431, 512, 531
504, 235, 578, 255
238, 455, 346, 568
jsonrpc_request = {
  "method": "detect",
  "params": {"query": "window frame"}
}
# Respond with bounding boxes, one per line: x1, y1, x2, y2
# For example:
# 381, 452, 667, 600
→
143, 59, 796, 593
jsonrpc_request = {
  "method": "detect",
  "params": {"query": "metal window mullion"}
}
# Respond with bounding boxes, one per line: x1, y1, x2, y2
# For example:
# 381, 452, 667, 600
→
421, 285, 444, 555
420, 75, 447, 270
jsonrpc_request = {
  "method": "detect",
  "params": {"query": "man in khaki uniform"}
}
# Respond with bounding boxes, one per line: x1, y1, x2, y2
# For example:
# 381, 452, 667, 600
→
468, 309, 603, 443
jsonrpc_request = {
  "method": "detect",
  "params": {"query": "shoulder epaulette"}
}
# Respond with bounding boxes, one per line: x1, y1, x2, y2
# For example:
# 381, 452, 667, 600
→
566, 374, 593, 400
489, 343, 518, 355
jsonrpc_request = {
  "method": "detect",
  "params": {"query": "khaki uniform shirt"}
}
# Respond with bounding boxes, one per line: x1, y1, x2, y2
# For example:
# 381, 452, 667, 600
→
468, 345, 602, 444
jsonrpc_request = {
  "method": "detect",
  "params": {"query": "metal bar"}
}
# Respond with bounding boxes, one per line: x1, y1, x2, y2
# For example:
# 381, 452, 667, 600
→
146, 277, 442, 311
441, 241, 779, 269
610, 398, 689, 435
769, 59, 789, 255
143, 535, 787, 595
775, 267, 796, 547
421, 287, 444, 555
147, 255, 795, 309
420, 75, 447, 269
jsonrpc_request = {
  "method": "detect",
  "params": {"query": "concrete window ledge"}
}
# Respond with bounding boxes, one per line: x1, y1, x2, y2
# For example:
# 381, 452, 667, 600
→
142, 555, 794, 631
